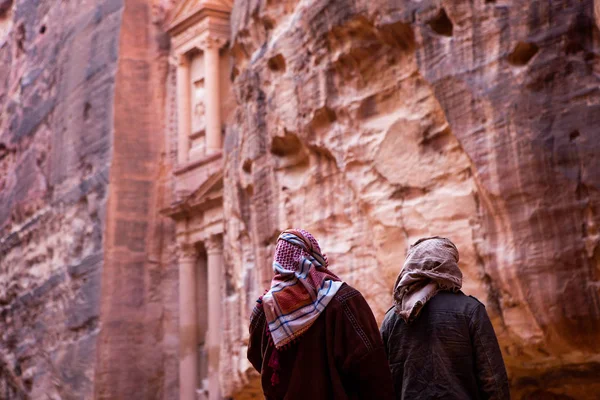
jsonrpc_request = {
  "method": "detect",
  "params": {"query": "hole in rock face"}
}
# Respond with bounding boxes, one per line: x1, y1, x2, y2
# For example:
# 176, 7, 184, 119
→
0, 143, 8, 161
271, 133, 302, 157
309, 107, 336, 131
427, 8, 453, 37
16, 23, 26, 52
263, 16, 275, 31
242, 159, 252, 173
230, 66, 239, 82
378, 20, 415, 51
39, 25, 46, 34
569, 130, 580, 142
507, 42, 539, 66
358, 95, 377, 119
267, 54, 286, 72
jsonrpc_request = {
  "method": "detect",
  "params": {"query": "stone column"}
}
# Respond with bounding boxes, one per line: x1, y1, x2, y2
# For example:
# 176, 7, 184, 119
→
202, 37, 224, 153
178, 244, 198, 400
177, 53, 191, 164
205, 235, 223, 400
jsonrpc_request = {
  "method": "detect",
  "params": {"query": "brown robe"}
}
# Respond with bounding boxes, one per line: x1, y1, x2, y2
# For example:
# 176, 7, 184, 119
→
248, 283, 395, 400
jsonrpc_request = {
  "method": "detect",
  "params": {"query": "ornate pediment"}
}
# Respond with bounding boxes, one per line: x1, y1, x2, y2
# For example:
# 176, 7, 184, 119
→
168, 0, 232, 34
186, 170, 223, 206
163, 170, 223, 219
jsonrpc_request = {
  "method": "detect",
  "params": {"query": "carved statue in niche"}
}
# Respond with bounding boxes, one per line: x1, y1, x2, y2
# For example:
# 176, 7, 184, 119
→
192, 78, 206, 135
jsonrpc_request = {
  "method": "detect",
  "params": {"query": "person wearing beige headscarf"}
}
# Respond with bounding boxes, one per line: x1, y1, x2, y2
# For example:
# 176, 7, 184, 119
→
380, 237, 510, 400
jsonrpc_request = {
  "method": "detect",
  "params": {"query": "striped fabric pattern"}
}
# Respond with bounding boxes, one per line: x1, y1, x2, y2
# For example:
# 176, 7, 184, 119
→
262, 229, 344, 349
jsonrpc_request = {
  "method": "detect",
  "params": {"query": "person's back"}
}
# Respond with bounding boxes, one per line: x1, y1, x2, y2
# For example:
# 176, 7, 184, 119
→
381, 291, 509, 399
247, 229, 394, 400
249, 283, 394, 399
381, 236, 510, 400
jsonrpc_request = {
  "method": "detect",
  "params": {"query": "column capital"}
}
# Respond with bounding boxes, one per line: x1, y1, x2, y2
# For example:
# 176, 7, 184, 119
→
177, 242, 197, 262
200, 34, 227, 51
205, 235, 223, 255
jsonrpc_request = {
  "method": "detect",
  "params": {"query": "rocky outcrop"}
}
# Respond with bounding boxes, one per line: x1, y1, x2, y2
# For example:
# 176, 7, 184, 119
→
93, 0, 179, 398
224, 1, 600, 398
0, 0, 122, 396
0, 0, 178, 398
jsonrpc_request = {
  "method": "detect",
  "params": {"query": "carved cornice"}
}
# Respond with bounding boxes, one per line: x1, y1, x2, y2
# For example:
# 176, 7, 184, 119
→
168, 0, 231, 53
172, 21, 230, 54
168, 0, 232, 34
160, 167, 223, 220
171, 18, 209, 51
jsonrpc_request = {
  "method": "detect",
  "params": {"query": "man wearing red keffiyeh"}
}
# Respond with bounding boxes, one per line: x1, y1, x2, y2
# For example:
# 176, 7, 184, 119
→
247, 229, 394, 400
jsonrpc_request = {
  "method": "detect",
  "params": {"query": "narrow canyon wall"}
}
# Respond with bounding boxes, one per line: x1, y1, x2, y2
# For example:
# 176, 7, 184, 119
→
224, 0, 600, 399
0, 0, 123, 397
0, 0, 179, 398
93, 0, 179, 398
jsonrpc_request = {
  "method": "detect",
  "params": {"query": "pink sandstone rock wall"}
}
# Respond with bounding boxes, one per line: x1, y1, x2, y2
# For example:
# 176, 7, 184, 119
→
2, 0, 599, 398
224, 0, 600, 398
0, 0, 179, 398
0, 0, 123, 396
93, 0, 179, 397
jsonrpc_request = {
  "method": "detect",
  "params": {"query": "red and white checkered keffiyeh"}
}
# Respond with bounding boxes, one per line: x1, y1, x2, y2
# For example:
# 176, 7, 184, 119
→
261, 229, 344, 349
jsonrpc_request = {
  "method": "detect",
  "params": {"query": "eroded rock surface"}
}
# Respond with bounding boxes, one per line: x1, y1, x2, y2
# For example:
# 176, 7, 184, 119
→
1, 0, 599, 398
0, 0, 122, 396
0, 0, 178, 398
224, 1, 600, 398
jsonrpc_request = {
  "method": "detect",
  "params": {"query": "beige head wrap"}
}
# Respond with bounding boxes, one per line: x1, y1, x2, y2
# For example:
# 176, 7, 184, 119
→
393, 236, 462, 323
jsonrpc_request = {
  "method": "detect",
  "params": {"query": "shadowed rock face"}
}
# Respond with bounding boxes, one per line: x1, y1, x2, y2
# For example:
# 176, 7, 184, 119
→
0, 0, 122, 396
0, 0, 178, 398
225, 0, 600, 398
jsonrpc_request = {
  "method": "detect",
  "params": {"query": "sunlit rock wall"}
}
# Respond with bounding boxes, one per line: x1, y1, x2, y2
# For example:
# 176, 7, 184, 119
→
224, 0, 600, 398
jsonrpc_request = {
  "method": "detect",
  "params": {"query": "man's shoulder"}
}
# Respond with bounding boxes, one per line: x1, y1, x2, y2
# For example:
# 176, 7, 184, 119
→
332, 282, 363, 303
466, 293, 486, 307
382, 305, 399, 326
429, 290, 484, 314
328, 283, 373, 316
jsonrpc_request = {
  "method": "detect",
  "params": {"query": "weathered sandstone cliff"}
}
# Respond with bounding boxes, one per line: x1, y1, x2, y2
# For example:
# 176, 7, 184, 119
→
0, 0, 122, 396
223, 1, 600, 398
0, 0, 179, 398
1, 0, 599, 398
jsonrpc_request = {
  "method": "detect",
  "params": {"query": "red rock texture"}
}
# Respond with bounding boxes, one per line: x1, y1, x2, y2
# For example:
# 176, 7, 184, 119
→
1, 0, 599, 399
0, 0, 179, 398
224, 1, 600, 398
93, 0, 179, 398
0, 0, 122, 396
